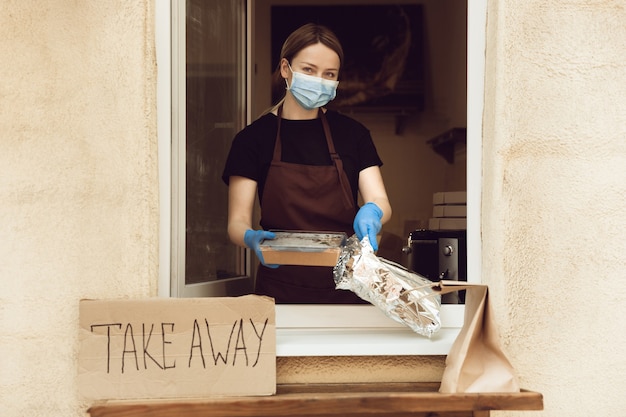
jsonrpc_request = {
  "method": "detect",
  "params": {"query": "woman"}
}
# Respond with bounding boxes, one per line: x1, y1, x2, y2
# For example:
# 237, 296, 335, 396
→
222, 23, 392, 303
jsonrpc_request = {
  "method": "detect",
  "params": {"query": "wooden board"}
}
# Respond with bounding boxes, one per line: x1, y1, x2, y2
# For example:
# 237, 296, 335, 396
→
88, 382, 543, 417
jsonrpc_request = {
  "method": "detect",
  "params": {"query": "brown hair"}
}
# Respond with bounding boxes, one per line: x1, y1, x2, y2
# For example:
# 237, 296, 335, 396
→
270, 23, 344, 107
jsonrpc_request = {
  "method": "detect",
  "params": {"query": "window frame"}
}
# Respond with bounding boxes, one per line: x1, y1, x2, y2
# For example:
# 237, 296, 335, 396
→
156, 0, 486, 356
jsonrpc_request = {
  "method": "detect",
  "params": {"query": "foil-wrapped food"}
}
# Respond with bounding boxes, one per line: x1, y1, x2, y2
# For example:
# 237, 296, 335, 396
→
333, 235, 442, 337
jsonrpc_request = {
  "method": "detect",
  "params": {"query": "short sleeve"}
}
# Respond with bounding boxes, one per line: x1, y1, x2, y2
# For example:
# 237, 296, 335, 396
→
221, 114, 276, 185
357, 128, 383, 171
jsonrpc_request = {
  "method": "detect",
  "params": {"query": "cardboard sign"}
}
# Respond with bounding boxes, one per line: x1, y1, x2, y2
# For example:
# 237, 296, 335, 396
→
78, 295, 276, 400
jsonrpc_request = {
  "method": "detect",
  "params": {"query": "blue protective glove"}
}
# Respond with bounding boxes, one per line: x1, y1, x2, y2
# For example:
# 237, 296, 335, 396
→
353, 202, 383, 251
244, 229, 279, 268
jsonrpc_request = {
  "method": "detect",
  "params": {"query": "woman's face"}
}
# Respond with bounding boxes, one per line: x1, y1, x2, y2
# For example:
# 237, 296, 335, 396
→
281, 42, 341, 82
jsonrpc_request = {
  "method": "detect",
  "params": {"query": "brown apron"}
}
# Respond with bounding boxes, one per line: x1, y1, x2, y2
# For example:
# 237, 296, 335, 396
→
255, 107, 366, 304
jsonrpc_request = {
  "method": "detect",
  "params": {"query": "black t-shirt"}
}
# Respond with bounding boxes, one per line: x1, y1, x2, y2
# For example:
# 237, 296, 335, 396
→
222, 110, 382, 204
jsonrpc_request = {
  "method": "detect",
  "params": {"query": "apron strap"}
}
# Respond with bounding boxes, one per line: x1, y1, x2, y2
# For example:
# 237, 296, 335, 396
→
273, 106, 284, 162
318, 110, 355, 211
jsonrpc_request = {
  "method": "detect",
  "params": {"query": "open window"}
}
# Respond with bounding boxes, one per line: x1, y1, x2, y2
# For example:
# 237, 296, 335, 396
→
156, 0, 486, 356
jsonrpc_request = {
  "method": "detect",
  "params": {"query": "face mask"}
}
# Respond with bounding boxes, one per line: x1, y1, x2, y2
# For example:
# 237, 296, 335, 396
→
286, 64, 339, 110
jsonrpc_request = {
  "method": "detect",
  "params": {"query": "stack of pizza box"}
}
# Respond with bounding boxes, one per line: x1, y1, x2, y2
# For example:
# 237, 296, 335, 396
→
428, 191, 467, 230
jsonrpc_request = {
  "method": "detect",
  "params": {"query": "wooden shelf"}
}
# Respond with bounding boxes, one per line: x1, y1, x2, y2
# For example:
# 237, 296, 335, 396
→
88, 382, 543, 417
428, 128, 467, 163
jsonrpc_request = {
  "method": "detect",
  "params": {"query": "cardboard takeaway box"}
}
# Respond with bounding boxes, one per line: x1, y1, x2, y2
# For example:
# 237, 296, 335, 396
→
259, 231, 347, 267
430, 191, 467, 230
78, 295, 276, 400
432, 191, 467, 205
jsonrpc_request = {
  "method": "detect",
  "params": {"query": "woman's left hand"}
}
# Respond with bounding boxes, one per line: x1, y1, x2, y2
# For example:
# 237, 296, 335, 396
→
353, 202, 383, 251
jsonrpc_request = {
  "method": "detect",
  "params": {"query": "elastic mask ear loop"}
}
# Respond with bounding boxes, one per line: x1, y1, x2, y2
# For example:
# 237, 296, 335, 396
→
284, 62, 294, 90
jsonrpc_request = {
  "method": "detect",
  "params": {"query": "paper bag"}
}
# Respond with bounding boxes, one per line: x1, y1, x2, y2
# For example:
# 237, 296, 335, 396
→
435, 281, 520, 393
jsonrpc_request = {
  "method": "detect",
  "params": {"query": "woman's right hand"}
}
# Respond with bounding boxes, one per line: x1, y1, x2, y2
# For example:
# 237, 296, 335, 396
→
243, 229, 279, 268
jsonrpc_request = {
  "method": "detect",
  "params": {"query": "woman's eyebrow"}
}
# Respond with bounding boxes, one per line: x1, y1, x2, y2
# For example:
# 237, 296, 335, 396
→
299, 61, 339, 71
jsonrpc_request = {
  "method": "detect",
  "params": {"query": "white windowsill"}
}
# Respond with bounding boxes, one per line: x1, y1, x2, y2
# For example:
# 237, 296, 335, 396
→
276, 327, 461, 356
275, 304, 464, 356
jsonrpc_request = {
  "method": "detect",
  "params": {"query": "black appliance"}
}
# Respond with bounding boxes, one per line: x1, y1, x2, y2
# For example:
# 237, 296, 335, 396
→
402, 229, 467, 303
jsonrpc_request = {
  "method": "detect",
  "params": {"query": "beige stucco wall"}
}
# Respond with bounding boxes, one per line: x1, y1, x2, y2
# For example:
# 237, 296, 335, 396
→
481, 1, 626, 416
0, 1, 158, 416
1, 1, 625, 417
